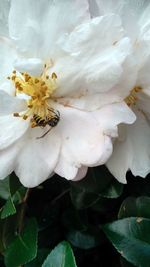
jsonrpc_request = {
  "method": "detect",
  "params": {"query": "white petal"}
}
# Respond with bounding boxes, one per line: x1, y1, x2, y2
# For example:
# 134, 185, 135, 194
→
92, 102, 136, 138
73, 166, 88, 181
91, 0, 149, 41
9, 0, 89, 58
15, 130, 61, 187
14, 58, 44, 76
89, 0, 124, 17
53, 15, 131, 97
54, 105, 113, 180
55, 155, 79, 180
107, 108, 150, 182
57, 55, 137, 111
0, 0, 10, 37
0, 141, 23, 180
137, 92, 150, 117
0, 80, 15, 96
106, 127, 131, 184
137, 55, 150, 89
0, 90, 26, 115
0, 115, 29, 150
0, 38, 17, 84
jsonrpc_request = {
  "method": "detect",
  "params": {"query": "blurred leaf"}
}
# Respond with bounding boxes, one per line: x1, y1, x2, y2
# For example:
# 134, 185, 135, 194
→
126, 175, 150, 197
12, 187, 27, 204
9, 173, 22, 196
42, 241, 77, 267
0, 173, 25, 204
121, 257, 135, 267
0, 177, 10, 200
118, 197, 150, 219
103, 217, 150, 267
1, 197, 16, 219
9, 173, 26, 204
100, 179, 124, 198
70, 166, 117, 209
4, 218, 38, 267
70, 186, 100, 209
92, 197, 119, 220
66, 229, 103, 249
25, 249, 49, 267
70, 166, 112, 194
62, 208, 87, 231
0, 207, 23, 253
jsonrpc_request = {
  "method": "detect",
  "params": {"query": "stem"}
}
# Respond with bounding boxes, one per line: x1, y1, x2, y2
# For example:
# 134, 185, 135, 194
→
18, 188, 31, 234
50, 188, 70, 206
18, 189, 31, 267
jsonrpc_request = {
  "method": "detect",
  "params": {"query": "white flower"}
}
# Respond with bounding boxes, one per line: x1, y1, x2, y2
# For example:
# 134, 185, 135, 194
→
0, 0, 135, 187
90, 0, 150, 182
0, 0, 10, 37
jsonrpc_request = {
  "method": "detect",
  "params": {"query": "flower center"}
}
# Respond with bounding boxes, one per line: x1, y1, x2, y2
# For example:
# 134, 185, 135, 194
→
8, 66, 60, 132
125, 86, 142, 106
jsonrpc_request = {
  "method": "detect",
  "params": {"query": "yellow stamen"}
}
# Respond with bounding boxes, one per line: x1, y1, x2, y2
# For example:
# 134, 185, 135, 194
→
11, 67, 58, 129
125, 86, 142, 106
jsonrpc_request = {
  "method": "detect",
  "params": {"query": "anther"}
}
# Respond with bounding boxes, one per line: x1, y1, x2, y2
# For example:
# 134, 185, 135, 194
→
43, 86, 48, 91
41, 81, 45, 86
31, 122, 37, 128
17, 85, 23, 91
23, 115, 28, 120
11, 75, 16, 80
15, 82, 20, 87
13, 112, 20, 117
52, 73, 57, 79
35, 78, 39, 84
28, 104, 33, 108
13, 70, 16, 74
25, 75, 31, 82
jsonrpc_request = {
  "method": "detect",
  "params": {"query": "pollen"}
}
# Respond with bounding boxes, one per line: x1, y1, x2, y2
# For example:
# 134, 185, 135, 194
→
11, 68, 58, 128
125, 86, 142, 106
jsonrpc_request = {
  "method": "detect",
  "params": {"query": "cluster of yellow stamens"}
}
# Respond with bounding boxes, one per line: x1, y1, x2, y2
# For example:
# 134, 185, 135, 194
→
8, 65, 58, 128
125, 86, 142, 107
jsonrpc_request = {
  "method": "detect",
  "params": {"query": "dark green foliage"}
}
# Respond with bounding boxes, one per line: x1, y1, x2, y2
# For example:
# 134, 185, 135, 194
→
103, 218, 150, 267
5, 218, 38, 267
0, 168, 149, 266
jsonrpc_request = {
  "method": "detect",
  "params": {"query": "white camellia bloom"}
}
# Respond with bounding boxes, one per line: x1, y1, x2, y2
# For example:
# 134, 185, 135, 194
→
89, 0, 150, 182
0, 0, 135, 187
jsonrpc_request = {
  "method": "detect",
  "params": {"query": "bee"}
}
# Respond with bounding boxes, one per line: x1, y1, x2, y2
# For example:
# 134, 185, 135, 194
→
32, 108, 60, 139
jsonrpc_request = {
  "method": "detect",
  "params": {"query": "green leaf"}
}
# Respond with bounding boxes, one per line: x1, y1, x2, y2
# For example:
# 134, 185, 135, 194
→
100, 179, 124, 198
4, 218, 38, 267
42, 241, 77, 267
103, 217, 150, 267
66, 229, 103, 249
0, 177, 10, 200
1, 197, 16, 219
118, 197, 150, 219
